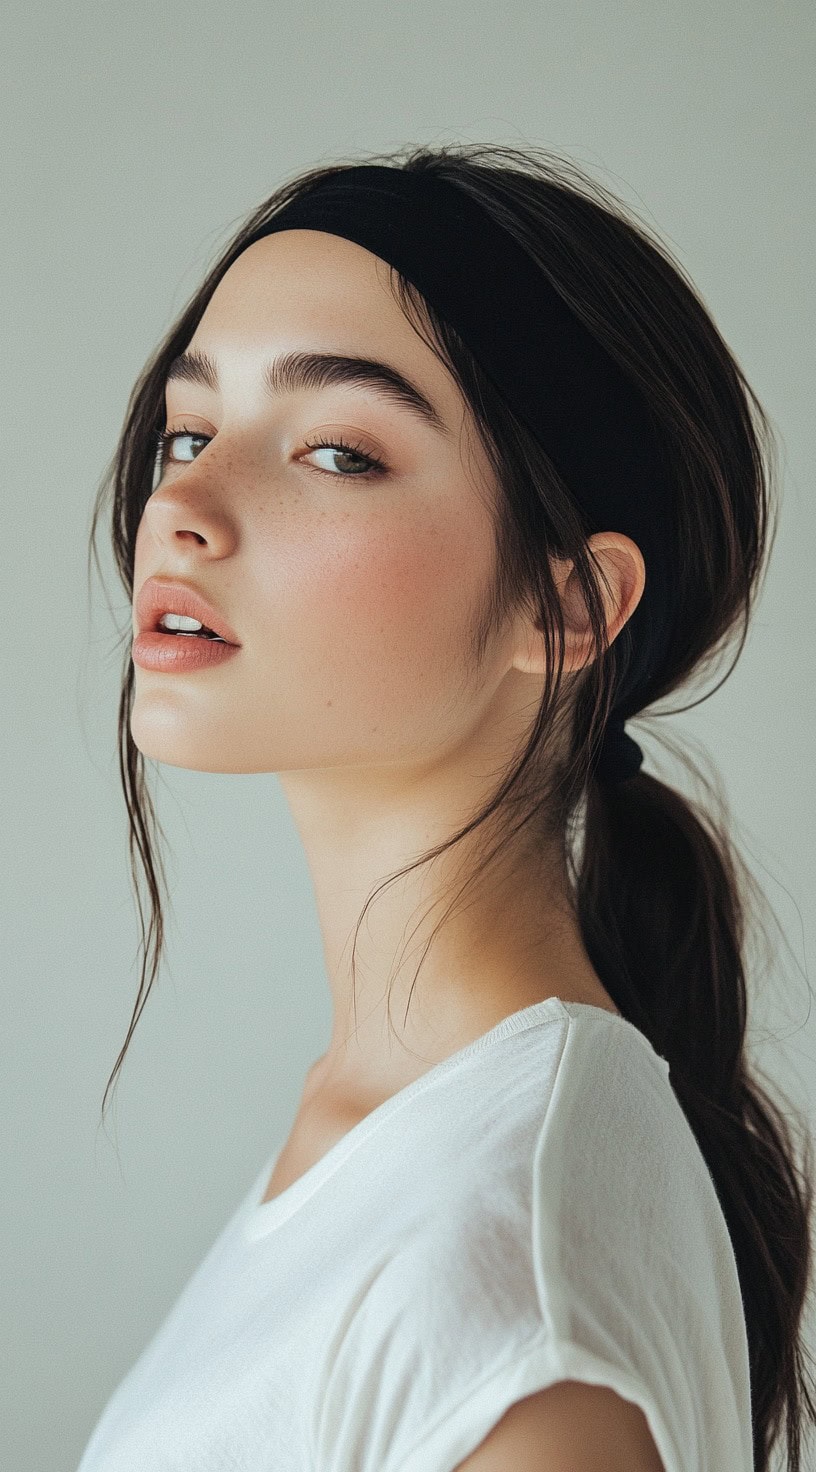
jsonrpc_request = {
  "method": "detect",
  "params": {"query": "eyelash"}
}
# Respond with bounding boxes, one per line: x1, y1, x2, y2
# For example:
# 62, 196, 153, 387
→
152, 425, 388, 478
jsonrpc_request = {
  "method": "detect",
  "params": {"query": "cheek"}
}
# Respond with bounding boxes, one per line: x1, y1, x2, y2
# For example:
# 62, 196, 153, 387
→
254, 505, 493, 739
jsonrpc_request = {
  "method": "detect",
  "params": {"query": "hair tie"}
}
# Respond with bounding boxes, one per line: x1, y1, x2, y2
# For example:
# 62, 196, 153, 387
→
595, 718, 643, 785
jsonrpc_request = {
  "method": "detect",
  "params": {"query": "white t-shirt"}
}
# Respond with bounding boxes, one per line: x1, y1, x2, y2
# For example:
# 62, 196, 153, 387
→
75, 997, 754, 1472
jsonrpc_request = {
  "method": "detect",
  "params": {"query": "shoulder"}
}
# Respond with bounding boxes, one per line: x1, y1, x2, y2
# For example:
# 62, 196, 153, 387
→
452, 1379, 666, 1471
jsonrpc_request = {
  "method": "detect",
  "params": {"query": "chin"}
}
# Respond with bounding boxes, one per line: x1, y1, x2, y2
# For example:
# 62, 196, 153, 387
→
129, 719, 217, 772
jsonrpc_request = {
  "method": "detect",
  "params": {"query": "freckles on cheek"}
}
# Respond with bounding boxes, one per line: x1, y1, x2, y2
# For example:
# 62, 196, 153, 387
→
267, 500, 490, 716
316, 524, 459, 661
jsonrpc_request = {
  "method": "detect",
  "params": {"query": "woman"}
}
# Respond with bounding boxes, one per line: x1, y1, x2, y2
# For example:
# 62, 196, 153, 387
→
78, 142, 815, 1471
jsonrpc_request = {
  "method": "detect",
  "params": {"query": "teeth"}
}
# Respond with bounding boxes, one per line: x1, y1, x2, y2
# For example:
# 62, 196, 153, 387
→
160, 613, 205, 632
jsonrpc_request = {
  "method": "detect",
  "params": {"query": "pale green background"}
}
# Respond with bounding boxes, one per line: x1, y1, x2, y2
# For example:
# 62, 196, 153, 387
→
1, 2, 814, 1468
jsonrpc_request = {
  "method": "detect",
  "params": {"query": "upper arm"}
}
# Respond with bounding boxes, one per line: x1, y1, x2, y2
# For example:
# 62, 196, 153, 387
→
452, 1379, 666, 1472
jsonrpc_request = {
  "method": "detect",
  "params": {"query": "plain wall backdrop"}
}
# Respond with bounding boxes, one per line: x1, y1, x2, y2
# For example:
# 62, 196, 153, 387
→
1, 2, 814, 1467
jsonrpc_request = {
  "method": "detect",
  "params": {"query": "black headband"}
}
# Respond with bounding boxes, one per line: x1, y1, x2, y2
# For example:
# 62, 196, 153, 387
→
240, 165, 674, 783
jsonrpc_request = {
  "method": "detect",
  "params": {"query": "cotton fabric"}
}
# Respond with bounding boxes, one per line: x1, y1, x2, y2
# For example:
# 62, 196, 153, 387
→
75, 997, 753, 1471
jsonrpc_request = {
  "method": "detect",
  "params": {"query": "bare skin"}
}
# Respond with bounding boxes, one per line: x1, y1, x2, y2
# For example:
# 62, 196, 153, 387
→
130, 228, 645, 1200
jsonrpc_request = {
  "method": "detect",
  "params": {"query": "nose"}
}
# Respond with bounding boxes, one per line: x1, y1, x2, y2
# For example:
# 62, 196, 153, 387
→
140, 472, 237, 557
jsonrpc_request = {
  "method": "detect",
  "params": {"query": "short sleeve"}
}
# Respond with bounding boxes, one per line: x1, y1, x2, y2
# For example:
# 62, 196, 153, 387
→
525, 1015, 754, 1472
310, 1218, 689, 1472
388, 1331, 683, 1472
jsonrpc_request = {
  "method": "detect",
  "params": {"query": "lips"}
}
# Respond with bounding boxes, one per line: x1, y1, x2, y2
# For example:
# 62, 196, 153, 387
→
135, 577, 241, 646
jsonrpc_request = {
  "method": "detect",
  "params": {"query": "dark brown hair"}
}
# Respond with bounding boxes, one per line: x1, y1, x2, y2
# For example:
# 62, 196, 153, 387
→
87, 141, 815, 1469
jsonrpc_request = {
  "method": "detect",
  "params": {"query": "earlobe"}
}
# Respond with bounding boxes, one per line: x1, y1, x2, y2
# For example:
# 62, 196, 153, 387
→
510, 604, 559, 677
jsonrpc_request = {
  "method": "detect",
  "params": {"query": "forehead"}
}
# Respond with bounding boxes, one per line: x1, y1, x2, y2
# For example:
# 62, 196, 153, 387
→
182, 229, 472, 442
198, 229, 422, 357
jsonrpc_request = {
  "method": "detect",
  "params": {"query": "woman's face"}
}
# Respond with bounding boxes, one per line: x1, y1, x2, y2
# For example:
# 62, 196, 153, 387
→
131, 228, 514, 776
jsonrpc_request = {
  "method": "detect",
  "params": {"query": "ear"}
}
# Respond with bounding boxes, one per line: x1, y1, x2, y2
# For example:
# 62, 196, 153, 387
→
511, 533, 646, 678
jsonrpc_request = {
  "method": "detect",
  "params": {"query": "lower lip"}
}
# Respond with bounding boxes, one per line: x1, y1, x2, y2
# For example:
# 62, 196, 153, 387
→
132, 631, 241, 672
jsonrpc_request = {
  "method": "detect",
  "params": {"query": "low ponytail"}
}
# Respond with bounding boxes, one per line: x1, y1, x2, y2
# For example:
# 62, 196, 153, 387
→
580, 758, 815, 1469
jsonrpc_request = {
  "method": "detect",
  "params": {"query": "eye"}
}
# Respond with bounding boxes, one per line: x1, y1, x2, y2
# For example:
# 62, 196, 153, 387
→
301, 433, 388, 478
154, 424, 208, 467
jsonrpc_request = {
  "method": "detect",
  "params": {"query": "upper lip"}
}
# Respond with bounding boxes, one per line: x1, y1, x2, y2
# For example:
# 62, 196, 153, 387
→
135, 577, 241, 645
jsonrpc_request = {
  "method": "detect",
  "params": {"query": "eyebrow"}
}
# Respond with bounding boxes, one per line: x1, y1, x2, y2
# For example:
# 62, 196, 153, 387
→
164, 346, 450, 437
